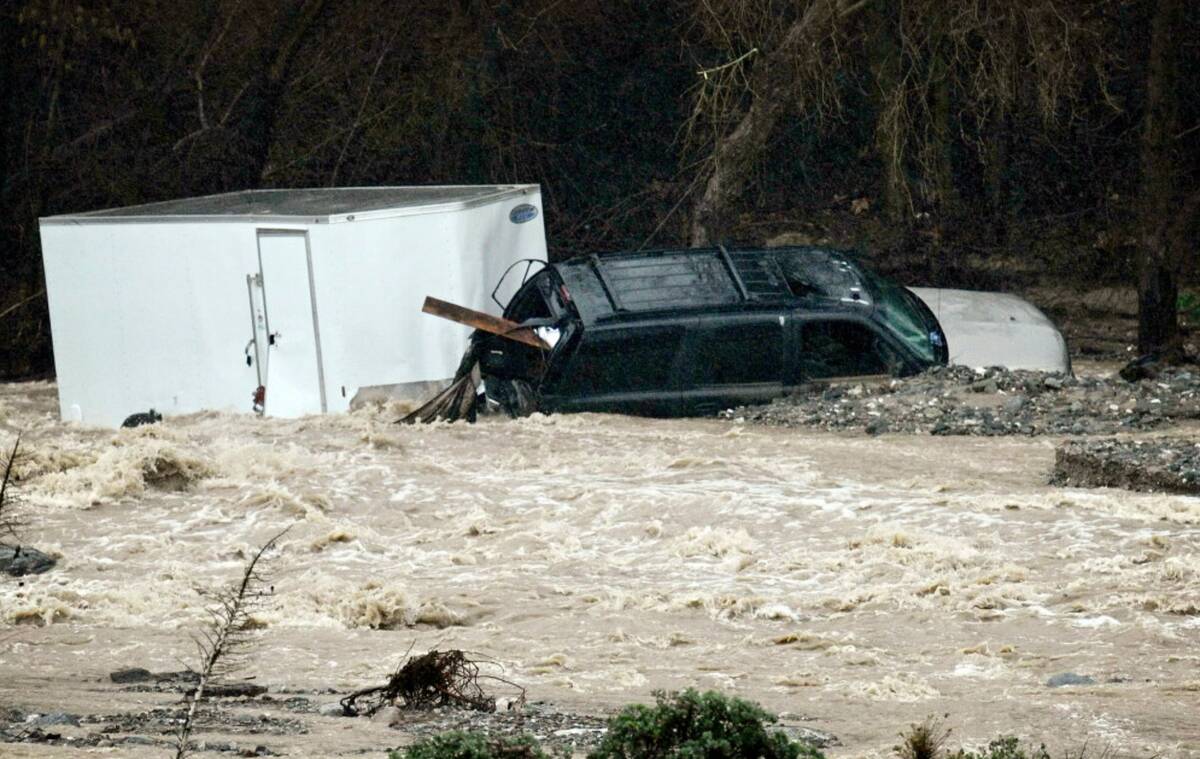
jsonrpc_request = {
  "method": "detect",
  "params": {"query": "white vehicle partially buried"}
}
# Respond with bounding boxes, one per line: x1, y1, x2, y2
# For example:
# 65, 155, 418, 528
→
909, 287, 1071, 374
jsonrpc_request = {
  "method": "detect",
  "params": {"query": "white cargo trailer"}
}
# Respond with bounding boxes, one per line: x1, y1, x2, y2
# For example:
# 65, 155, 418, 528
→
39, 185, 547, 427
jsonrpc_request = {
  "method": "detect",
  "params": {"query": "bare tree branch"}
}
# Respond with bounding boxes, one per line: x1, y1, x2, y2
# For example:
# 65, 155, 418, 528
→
329, 38, 392, 186
0, 290, 45, 323
174, 527, 290, 759
0, 436, 24, 541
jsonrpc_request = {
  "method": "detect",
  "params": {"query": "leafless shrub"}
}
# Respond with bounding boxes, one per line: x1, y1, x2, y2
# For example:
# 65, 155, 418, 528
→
173, 527, 289, 759
895, 714, 952, 759
683, 0, 1112, 241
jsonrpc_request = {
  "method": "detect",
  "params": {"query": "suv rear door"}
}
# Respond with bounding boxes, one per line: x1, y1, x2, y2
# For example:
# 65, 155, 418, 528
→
676, 311, 790, 415
543, 319, 688, 416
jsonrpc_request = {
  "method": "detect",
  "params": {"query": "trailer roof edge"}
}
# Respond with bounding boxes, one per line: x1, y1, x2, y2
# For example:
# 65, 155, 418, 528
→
39, 184, 541, 226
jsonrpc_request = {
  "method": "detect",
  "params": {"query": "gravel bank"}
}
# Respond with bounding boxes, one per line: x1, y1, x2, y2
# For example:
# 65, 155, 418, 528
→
729, 365, 1200, 436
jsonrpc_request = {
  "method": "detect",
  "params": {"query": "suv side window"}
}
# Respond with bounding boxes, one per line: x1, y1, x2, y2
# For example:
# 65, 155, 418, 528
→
690, 320, 783, 385
802, 320, 894, 379
558, 325, 685, 396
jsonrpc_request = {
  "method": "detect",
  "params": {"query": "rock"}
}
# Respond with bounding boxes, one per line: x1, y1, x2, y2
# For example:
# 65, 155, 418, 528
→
317, 702, 349, 717
495, 697, 524, 712
1044, 376, 1065, 390
30, 712, 80, 727
971, 378, 999, 394
121, 409, 162, 428
159, 669, 201, 685
204, 682, 268, 698
370, 706, 402, 725
865, 419, 889, 436
1120, 354, 1161, 382
110, 667, 153, 684
1002, 395, 1028, 413
1046, 672, 1095, 687
0, 545, 56, 576
123, 736, 157, 746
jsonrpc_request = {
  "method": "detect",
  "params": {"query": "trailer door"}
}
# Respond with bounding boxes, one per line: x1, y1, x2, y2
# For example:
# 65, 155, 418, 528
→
256, 230, 327, 417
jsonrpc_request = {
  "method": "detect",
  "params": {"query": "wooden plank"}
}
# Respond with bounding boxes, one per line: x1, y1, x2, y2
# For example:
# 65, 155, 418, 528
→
421, 296, 549, 350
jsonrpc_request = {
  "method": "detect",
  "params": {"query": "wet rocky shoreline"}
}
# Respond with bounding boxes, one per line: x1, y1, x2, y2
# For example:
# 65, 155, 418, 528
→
728, 365, 1200, 437
730, 364, 1200, 495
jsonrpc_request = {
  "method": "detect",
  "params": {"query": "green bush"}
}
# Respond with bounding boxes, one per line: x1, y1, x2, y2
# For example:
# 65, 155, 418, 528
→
392, 731, 549, 759
587, 689, 823, 759
947, 737, 1051, 759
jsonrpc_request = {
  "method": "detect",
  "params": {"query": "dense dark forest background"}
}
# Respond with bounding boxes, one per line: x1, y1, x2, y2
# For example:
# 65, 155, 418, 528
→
1, 0, 1197, 379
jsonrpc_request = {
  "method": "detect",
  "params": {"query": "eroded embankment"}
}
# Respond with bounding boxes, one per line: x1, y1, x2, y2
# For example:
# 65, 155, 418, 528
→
0, 380, 1198, 758
1053, 438, 1200, 495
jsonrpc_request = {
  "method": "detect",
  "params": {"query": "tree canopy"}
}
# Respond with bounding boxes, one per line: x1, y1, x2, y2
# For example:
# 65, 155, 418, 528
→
1, 0, 1197, 376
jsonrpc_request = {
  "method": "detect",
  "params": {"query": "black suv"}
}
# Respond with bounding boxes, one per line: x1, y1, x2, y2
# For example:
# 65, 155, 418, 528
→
470, 246, 948, 417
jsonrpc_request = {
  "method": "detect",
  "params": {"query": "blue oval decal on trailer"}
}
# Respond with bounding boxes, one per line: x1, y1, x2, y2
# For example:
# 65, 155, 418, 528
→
509, 203, 539, 224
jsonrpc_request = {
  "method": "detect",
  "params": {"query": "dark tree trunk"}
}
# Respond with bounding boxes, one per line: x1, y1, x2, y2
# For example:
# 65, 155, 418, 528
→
1137, 0, 1187, 356
926, 45, 958, 220
0, 2, 20, 240
868, 0, 904, 222
689, 0, 849, 246
233, 0, 327, 187
983, 112, 1012, 245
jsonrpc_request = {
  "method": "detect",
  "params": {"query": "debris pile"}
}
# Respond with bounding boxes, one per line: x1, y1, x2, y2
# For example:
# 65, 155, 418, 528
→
1052, 438, 1200, 495
730, 365, 1200, 436
340, 650, 522, 717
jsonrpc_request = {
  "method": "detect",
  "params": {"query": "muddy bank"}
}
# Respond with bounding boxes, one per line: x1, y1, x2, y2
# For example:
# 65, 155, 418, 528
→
2, 380, 1200, 757
731, 364, 1200, 436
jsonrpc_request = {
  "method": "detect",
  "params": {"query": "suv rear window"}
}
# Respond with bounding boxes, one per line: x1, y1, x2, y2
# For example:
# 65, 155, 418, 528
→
802, 320, 889, 379
558, 326, 685, 396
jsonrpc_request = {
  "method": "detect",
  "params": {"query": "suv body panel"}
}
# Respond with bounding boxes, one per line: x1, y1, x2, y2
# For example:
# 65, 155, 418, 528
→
474, 246, 949, 417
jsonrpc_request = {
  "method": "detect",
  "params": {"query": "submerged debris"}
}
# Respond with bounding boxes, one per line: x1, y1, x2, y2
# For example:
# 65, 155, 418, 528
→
340, 649, 523, 717
0, 545, 55, 576
1052, 438, 1200, 495
732, 365, 1200, 436
0, 435, 56, 576
121, 409, 163, 428
399, 365, 481, 425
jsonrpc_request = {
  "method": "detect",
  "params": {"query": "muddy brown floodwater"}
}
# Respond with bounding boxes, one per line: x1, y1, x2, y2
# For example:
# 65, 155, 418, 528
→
1, 380, 1198, 757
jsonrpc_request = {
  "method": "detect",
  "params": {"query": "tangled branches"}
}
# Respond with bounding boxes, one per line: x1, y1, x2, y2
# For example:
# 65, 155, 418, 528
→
340, 649, 525, 717
683, 0, 1111, 241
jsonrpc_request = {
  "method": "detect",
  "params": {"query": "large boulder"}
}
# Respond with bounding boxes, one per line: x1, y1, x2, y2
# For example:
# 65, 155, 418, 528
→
0, 545, 56, 576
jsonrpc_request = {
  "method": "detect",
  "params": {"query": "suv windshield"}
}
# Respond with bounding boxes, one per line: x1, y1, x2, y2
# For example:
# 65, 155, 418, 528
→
859, 269, 939, 363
